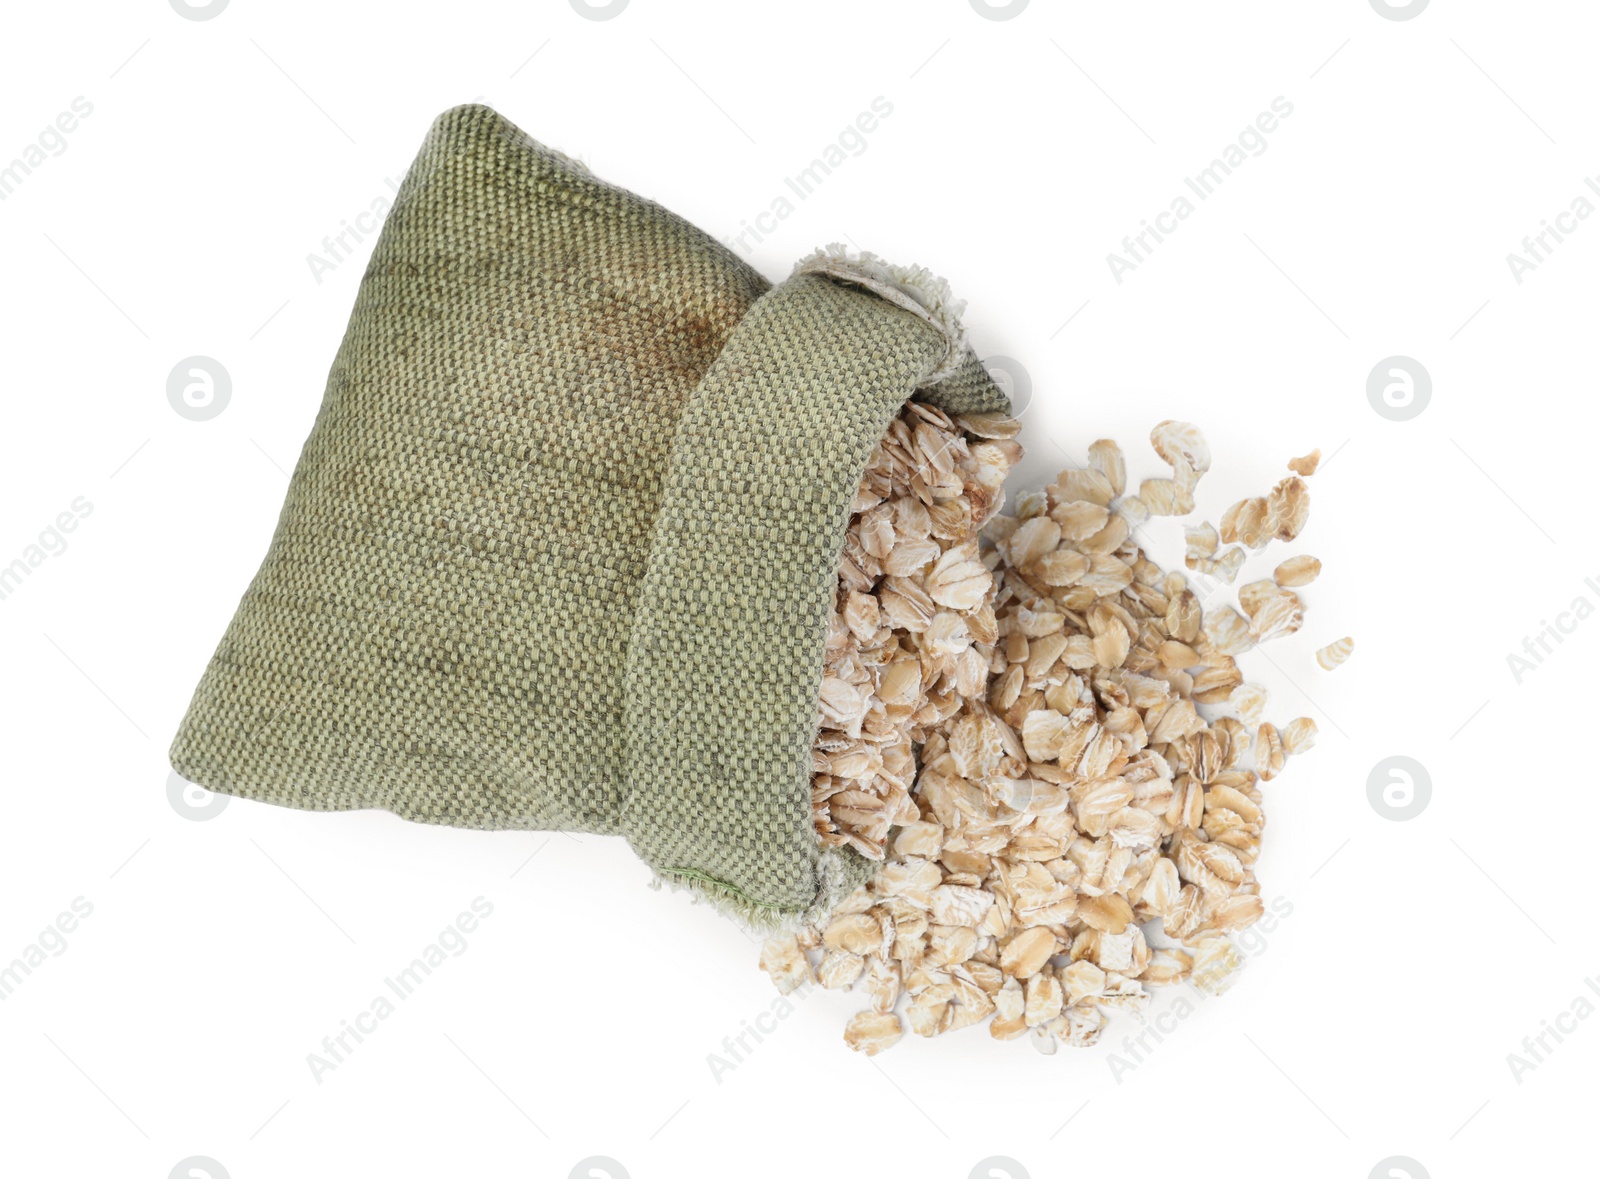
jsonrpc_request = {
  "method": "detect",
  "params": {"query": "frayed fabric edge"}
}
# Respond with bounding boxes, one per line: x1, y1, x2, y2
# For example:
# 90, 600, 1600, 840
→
649, 846, 868, 935
792, 243, 969, 384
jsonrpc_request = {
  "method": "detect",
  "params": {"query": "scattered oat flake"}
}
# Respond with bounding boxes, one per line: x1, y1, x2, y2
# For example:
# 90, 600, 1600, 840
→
1184, 522, 1218, 567
1219, 496, 1271, 550
1241, 582, 1304, 644
1053, 501, 1108, 543
1274, 555, 1321, 587
1139, 478, 1194, 517
1255, 722, 1285, 781
1191, 937, 1245, 995
843, 1011, 904, 1055
1114, 495, 1150, 529
1087, 439, 1127, 496
1211, 547, 1246, 584
1281, 717, 1317, 755
1316, 636, 1355, 670
1150, 420, 1211, 489
759, 935, 812, 995
1266, 476, 1310, 542
1230, 683, 1268, 725
1052, 467, 1115, 507
1001, 928, 1058, 979
1288, 448, 1321, 476
1204, 606, 1253, 656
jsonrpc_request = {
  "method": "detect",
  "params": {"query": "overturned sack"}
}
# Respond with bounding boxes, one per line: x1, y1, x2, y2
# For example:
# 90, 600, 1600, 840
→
169, 103, 1011, 926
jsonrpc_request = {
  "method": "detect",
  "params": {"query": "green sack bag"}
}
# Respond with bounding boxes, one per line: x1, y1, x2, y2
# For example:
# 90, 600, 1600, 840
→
169, 104, 1009, 926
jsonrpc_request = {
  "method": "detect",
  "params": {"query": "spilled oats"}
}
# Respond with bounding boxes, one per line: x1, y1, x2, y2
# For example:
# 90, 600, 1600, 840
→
766, 424, 1349, 1054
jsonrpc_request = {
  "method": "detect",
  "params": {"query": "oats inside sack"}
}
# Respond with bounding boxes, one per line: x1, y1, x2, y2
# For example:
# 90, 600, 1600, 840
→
810, 401, 1021, 860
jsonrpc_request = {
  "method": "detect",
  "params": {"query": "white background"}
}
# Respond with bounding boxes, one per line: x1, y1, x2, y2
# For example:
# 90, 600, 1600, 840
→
0, 2, 1588, 1176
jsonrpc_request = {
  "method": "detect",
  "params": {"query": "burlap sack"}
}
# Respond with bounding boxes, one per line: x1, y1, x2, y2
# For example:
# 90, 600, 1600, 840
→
169, 104, 1009, 925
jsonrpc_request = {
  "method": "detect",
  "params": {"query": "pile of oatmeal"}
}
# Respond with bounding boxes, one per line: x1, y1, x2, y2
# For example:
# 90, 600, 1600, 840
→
767, 412, 1350, 1054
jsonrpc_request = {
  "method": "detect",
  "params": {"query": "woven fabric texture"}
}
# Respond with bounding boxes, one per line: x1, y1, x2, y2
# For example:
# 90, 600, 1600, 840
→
169, 104, 1010, 924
